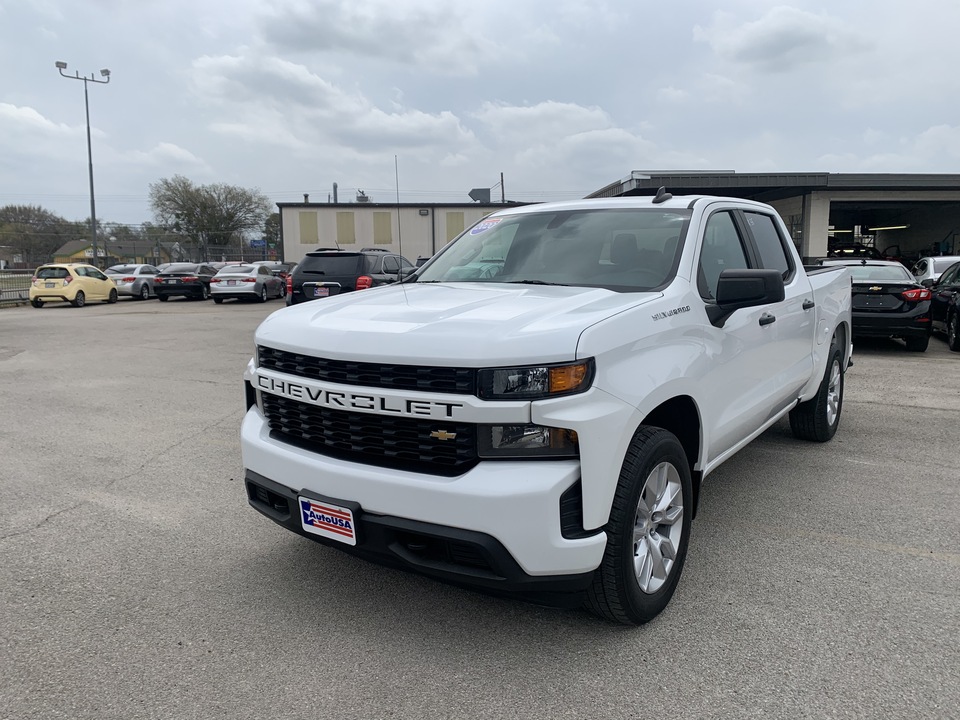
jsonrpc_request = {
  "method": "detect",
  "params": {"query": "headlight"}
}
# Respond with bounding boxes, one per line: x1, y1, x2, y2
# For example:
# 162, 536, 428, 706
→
478, 360, 594, 400
478, 425, 579, 459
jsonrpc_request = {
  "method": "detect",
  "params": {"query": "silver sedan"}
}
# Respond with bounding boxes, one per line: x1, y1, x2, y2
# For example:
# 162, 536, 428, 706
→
104, 264, 159, 300
210, 264, 286, 303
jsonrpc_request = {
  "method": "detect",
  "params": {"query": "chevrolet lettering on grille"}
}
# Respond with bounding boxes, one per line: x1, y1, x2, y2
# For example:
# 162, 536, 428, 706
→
257, 374, 465, 419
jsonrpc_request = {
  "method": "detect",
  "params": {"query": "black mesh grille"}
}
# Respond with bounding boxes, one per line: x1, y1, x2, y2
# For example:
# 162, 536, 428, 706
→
262, 393, 478, 477
258, 346, 476, 395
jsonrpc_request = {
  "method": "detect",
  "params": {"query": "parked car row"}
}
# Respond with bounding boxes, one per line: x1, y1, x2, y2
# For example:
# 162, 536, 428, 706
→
28, 261, 296, 309
818, 258, 960, 352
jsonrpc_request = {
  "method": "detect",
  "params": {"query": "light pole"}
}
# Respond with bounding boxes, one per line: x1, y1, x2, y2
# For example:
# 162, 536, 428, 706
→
56, 61, 110, 267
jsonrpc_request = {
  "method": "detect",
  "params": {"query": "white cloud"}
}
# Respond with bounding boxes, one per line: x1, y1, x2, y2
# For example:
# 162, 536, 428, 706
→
694, 6, 871, 72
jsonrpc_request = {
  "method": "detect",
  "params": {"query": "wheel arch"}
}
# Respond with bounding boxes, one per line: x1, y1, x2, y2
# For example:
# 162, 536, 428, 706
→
640, 395, 703, 518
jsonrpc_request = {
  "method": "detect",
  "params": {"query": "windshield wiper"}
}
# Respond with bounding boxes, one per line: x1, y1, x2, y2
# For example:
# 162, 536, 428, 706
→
507, 279, 567, 286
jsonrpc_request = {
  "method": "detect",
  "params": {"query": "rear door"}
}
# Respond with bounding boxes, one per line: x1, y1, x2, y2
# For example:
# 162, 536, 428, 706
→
930, 262, 960, 328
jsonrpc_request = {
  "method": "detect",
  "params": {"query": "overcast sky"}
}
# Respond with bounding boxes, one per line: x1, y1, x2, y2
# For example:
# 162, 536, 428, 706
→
2, 0, 960, 227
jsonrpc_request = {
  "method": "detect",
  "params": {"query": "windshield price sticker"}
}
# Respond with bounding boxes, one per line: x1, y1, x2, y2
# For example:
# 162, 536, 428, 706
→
470, 217, 502, 235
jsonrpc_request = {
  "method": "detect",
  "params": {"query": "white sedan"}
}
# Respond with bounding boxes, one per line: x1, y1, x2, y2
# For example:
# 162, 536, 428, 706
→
210, 264, 286, 303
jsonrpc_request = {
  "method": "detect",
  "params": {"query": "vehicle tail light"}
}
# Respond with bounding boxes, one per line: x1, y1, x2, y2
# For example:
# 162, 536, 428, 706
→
182, 276, 198, 283
242, 277, 257, 283
901, 288, 931, 301
63, 275, 72, 284
286, 275, 293, 294
31, 276, 38, 285
122, 276, 136, 283
356, 275, 373, 290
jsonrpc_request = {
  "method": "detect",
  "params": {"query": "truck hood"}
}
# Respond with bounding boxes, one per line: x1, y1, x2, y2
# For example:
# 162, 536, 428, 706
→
256, 282, 660, 365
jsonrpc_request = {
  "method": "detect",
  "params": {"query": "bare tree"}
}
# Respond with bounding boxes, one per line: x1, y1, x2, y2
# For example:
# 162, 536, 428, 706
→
148, 175, 272, 260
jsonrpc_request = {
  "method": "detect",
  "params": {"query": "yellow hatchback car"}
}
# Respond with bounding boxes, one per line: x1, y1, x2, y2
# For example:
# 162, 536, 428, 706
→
29, 263, 118, 308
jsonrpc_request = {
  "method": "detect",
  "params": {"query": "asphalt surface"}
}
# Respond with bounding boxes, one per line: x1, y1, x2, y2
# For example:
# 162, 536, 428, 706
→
1, 296, 958, 720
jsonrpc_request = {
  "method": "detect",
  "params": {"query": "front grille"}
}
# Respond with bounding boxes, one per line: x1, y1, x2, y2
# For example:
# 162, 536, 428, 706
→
258, 346, 476, 394
262, 393, 478, 477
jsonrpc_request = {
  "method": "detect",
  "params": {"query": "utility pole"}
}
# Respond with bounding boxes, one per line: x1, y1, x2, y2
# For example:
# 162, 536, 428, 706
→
56, 61, 111, 267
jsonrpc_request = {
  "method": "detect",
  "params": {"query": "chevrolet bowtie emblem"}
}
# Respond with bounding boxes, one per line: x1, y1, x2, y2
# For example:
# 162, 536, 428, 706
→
430, 429, 457, 441
869, 285, 883, 291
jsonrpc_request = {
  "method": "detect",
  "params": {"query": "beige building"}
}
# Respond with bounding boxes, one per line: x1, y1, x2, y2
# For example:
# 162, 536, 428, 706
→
278, 202, 529, 264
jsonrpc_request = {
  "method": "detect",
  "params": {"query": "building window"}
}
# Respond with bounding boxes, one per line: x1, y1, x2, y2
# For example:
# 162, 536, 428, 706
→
299, 212, 319, 245
446, 212, 465, 241
336, 212, 356, 245
373, 212, 392, 245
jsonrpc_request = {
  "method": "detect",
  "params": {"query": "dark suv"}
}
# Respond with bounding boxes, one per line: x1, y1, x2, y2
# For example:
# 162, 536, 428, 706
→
287, 249, 414, 305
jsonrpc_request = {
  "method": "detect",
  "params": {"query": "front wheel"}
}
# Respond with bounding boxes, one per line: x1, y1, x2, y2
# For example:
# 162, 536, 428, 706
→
789, 337, 843, 442
948, 312, 960, 352
585, 426, 692, 625
200, 285, 210, 300
72, 291, 86, 308
258, 286, 268, 303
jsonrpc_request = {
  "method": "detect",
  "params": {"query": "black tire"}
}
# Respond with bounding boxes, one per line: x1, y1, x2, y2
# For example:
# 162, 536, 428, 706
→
138, 284, 150, 300
584, 426, 692, 625
158, 295, 169, 302
213, 297, 223, 304
904, 334, 928, 352
278, 283, 286, 299
72, 291, 86, 308
258, 286, 267, 303
789, 337, 843, 442
107, 289, 118, 304
31, 298, 43, 308
200, 285, 210, 300
948, 312, 960, 352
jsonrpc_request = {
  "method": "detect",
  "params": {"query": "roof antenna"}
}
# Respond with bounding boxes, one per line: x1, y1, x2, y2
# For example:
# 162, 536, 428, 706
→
652, 186, 673, 204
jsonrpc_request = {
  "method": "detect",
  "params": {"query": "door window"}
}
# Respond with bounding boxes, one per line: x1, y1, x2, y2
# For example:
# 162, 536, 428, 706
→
382, 255, 400, 274
698, 211, 749, 299
744, 212, 793, 280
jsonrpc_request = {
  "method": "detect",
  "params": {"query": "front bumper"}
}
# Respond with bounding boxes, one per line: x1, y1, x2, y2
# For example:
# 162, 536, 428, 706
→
244, 469, 596, 606
240, 407, 607, 586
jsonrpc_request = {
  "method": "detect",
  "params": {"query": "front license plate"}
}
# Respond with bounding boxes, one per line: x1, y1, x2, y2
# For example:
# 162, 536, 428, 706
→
299, 497, 357, 545
313, 286, 329, 297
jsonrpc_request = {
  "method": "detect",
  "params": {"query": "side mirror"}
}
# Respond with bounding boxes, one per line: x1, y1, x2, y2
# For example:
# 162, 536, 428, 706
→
397, 267, 417, 281
707, 269, 785, 327
920, 278, 935, 288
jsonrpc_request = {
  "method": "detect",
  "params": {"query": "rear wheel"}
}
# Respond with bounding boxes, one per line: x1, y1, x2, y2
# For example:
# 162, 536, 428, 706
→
72, 291, 86, 308
585, 426, 692, 625
107, 289, 118, 304
904, 334, 928, 352
158, 295, 169, 302
790, 337, 843, 442
948, 312, 960, 352
31, 298, 43, 308
200, 285, 210, 300
213, 297, 223, 304
139, 284, 150, 300
278, 283, 286, 299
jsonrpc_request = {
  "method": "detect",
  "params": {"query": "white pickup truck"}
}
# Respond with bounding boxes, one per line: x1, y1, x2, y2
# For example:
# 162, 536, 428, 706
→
241, 192, 852, 625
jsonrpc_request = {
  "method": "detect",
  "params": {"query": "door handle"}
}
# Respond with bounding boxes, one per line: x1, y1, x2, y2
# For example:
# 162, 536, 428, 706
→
759, 313, 776, 326
802, 299, 816, 310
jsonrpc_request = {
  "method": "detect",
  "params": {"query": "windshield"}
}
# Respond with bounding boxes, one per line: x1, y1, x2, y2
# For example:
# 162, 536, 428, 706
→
415, 208, 691, 291
217, 265, 256, 275
107, 265, 138, 274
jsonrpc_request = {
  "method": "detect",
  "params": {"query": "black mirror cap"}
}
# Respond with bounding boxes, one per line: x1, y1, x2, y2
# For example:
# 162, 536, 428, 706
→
716, 269, 786, 310
920, 278, 935, 288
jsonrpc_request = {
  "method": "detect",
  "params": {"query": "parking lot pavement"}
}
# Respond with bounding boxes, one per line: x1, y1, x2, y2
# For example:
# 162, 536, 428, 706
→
1, 300, 958, 720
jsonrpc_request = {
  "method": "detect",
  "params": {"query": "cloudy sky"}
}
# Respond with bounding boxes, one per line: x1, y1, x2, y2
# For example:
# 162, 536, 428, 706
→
2, 0, 960, 227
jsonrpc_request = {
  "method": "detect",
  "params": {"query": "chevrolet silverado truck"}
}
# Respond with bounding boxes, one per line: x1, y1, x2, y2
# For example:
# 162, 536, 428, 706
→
241, 192, 852, 625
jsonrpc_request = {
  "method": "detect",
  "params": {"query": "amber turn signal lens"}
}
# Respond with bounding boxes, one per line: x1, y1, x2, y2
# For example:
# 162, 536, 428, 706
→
549, 363, 589, 393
